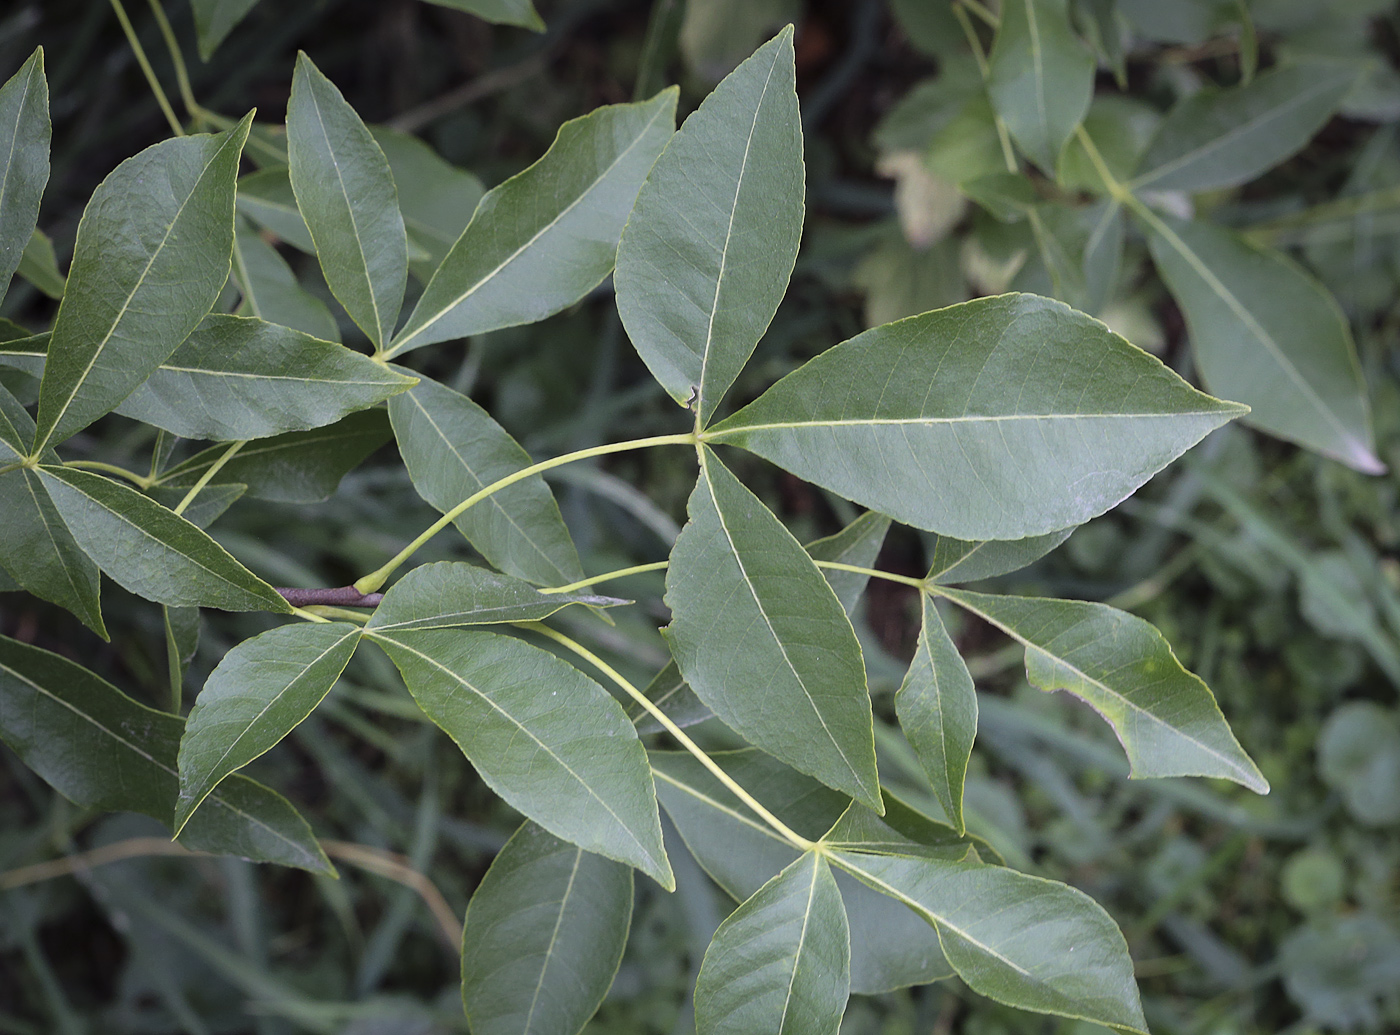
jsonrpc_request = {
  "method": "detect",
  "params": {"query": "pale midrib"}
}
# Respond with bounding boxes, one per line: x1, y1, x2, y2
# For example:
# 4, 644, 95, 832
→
522, 848, 582, 1034
367, 631, 659, 870
370, 604, 563, 632
775, 859, 820, 1032
157, 363, 394, 386
21, 471, 90, 610
708, 410, 1233, 436
391, 101, 671, 356
0, 63, 36, 260
1026, 0, 1049, 145
696, 49, 780, 420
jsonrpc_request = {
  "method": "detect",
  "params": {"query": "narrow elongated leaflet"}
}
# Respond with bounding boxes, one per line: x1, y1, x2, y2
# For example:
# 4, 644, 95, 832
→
896, 595, 977, 833
706, 293, 1247, 541
35, 466, 291, 613
190, 0, 261, 59
834, 851, 1147, 1033
615, 29, 802, 424
937, 587, 1269, 792
390, 375, 582, 586
422, 0, 544, 31
287, 53, 406, 348
369, 125, 485, 278
0, 634, 332, 873
368, 627, 673, 887
232, 225, 340, 340
15, 227, 64, 299
0, 49, 49, 304
236, 168, 314, 252
33, 114, 252, 452
366, 561, 622, 631
175, 622, 362, 832
390, 90, 677, 355
1145, 214, 1381, 474
695, 852, 850, 1035
666, 449, 881, 810
926, 528, 1073, 584
806, 510, 892, 615
115, 315, 415, 440
822, 800, 978, 863
986, 0, 1094, 172
461, 822, 632, 1035
1133, 63, 1358, 193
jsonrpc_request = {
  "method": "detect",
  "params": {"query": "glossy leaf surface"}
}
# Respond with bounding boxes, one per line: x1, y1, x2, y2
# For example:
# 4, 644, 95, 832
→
707, 293, 1246, 540
0, 49, 49, 302
615, 29, 802, 423
938, 587, 1269, 792
368, 627, 672, 887
390, 374, 582, 586
666, 449, 880, 810
287, 53, 406, 348
461, 822, 632, 1035
175, 622, 361, 831
695, 852, 850, 1035
1145, 215, 1381, 473
36, 466, 290, 613
34, 116, 251, 451
391, 90, 676, 354
367, 561, 620, 631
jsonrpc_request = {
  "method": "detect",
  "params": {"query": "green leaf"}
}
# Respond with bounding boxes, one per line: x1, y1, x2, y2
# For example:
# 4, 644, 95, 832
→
287, 53, 406, 348
695, 852, 849, 1035
627, 658, 712, 733
147, 484, 246, 530
236, 168, 314, 252
706, 293, 1247, 541
367, 561, 622, 631
33, 114, 252, 452
833, 851, 1147, 1033
1132, 63, 1358, 193
114, 314, 414, 440
389, 90, 677, 355
389, 375, 582, 586
615, 29, 802, 423
0, 633, 332, 873
368, 125, 485, 279
163, 604, 200, 699
986, 0, 1095, 172
420, 0, 545, 32
367, 627, 672, 887
175, 622, 361, 832
937, 587, 1269, 793
0, 48, 49, 303
666, 449, 880, 810
806, 510, 892, 615
232, 224, 340, 340
821, 798, 978, 863
189, 0, 261, 60
896, 595, 976, 834
461, 822, 632, 1035
16, 227, 65, 299
155, 409, 392, 503
1144, 214, 1381, 473
35, 466, 291, 613
925, 528, 1074, 584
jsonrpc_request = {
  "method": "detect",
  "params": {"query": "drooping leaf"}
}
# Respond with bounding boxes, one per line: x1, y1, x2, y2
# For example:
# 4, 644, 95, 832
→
114, 314, 414, 440
389, 90, 677, 355
366, 561, 622, 632
665, 449, 881, 810
0, 48, 49, 303
896, 595, 977, 834
937, 587, 1269, 793
155, 409, 392, 503
925, 528, 1074, 584
420, 0, 545, 31
175, 622, 361, 832
833, 851, 1147, 1033
1132, 63, 1358, 193
695, 852, 850, 1035
367, 627, 672, 887
189, 0, 262, 60
0, 634, 332, 872
706, 293, 1247, 541
287, 53, 406, 348
15, 227, 65, 299
1144, 214, 1381, 473
236, 168, 314, 252
368, 125, 485, 278
232, 224, 340, 340
615, 29, 802, 423
806, 510, 892, 615
461, 822, 632, 1035
986, 0, 1095, 172
389, 375, 582, 586
32, 115, 252, 453
35, 466, 291, 613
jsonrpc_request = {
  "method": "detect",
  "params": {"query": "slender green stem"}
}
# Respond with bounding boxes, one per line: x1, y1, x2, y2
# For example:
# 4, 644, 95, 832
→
301, 605, 372, 624
144, 0, 199, 122
354, 433, 697, 595
109, 0, 184, 136
951, 1, 1016, 171
540, 561, 671, 595
290, 605, 331, 623
0, 461, 22, 477
63, 460, 153, 488
1074, 125, 1136, 205
173, 440, 244, 516
951, 2, 991, 77
959, 0, 999, 29
521, 622, 815, 852
812, 560, 928, 591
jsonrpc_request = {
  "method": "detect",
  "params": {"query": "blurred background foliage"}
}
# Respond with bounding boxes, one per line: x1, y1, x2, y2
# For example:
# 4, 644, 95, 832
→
1, 0, 1399, 1032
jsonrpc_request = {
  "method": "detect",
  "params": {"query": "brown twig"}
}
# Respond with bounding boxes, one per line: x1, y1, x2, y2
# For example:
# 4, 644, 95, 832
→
320, 840, 461, 948
275, 587, 384, 608
387, 52, 550, 133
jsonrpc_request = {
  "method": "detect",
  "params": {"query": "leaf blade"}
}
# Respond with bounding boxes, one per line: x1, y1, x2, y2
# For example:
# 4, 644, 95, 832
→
367, 561, 622, 631
0, 48, 50, 303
